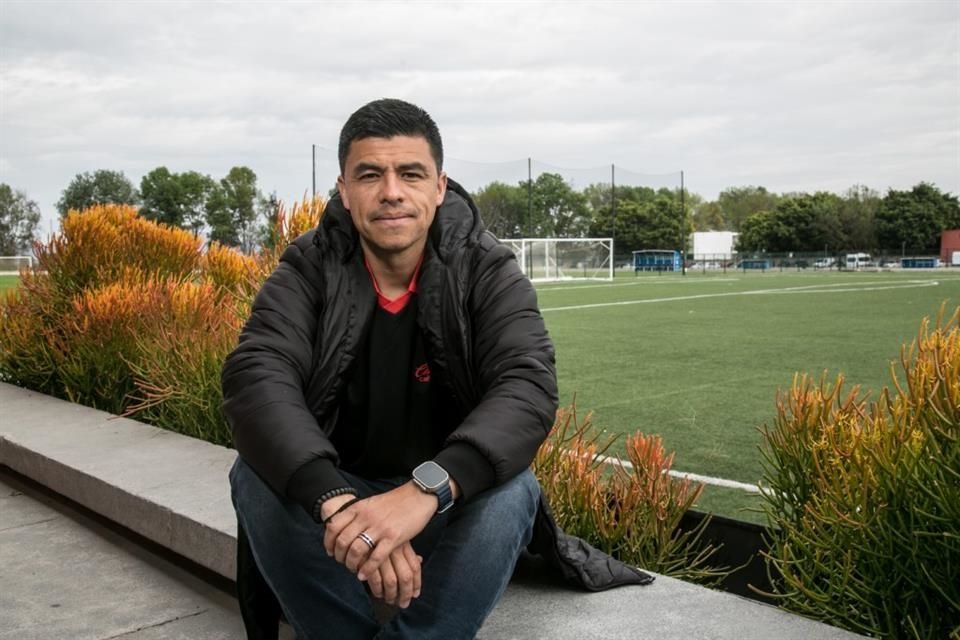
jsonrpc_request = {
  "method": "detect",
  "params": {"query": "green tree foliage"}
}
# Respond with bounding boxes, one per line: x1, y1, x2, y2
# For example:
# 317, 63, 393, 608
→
0, 184, 42, 254
140, 168, 216, 235
587, 185, 689, 253
527, 173, 591, 237
876, 183, 960, 253
837, 185, 880, 251
56, 169, 139, 216
206, 166, 261, 250
691, 201, 725, 231
738, 191, 868, 253
255, 191, 283, 251
472, 181, 527, 238
717, 186, 779, 231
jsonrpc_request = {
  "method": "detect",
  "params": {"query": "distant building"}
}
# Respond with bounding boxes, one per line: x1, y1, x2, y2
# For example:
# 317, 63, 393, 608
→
942, 229, 960, 266
691, 231, 738, 259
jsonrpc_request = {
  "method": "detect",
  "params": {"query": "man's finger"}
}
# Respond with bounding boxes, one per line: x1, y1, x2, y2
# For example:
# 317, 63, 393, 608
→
334, 522, 369, 566
323, 510, 358, 557
345, 532, 377, 573
356, 537, 393, 581
392, 549, 416, 608
366, 564, 383, 599
402, 544, 423, 599
378, 558, 399, 605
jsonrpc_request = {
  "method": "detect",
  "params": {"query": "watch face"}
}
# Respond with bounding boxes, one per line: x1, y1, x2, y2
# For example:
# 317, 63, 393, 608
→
414, 461, 448, 490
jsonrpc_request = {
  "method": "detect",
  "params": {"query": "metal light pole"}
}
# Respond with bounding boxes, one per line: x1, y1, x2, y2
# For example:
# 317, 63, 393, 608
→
680, 170, 686, 276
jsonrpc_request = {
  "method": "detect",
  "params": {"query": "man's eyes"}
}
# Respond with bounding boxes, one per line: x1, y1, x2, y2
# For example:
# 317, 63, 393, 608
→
355, 170, 425, 181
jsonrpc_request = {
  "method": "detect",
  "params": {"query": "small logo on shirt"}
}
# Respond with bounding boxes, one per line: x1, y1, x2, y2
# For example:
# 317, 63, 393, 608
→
414, 363, 431, 383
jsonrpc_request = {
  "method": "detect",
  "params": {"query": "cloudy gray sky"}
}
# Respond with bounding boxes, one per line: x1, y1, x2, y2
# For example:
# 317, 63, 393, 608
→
1, 0, 958, 236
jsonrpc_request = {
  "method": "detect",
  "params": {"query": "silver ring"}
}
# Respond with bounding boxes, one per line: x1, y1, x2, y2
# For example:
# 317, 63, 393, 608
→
356, 531, 376, 550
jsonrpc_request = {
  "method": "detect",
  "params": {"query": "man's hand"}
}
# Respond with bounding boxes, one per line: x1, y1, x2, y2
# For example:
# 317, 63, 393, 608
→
319, 493, 358, 522
365, 542, 423, 608
322, 482, 436, 583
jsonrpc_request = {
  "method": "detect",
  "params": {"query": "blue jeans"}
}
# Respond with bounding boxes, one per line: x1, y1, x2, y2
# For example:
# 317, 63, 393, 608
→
230, 458, 539, 640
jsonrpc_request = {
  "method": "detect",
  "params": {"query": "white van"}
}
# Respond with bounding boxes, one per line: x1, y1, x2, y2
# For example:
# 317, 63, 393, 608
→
845, 253, 872, 270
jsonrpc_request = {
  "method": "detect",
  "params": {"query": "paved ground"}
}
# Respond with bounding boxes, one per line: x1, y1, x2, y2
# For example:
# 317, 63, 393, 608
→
0, 471, 252, 640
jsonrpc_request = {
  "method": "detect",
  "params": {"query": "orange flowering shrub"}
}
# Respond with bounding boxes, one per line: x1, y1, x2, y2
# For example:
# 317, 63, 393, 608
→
0, 197, 326, 443
759, 306, 960, 639
534, 402, 726, 584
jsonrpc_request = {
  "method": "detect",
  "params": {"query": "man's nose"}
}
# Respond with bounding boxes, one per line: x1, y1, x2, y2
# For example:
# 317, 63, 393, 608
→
379, 171, 404, 203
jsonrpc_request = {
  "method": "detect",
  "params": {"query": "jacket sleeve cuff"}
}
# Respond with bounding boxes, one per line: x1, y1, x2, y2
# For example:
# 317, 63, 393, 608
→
434, 442, 496, 502
286, 458, 353, 517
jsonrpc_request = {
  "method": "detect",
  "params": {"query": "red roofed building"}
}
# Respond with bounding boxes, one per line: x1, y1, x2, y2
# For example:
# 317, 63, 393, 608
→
942, 229, 960, 266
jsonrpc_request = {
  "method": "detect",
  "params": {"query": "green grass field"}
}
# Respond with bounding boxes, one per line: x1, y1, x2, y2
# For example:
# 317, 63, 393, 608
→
0, 275, 20, 294
538, 269, 960, 521
3, 269, 958, 521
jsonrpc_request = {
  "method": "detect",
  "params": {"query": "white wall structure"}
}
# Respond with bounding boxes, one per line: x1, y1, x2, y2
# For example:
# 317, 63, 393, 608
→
692, 231, 738, 258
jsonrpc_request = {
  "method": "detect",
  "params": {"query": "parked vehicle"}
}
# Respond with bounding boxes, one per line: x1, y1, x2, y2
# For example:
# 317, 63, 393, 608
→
813, 257, 836, 269
845, 253, 872, 270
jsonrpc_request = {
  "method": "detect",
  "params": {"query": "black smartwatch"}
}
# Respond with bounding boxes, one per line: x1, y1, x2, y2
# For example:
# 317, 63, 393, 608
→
412, 461, 454, 514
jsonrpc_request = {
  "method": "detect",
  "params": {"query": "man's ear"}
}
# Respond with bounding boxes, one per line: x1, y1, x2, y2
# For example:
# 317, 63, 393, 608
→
336, 175, 350, 209
436, 172, 448, 206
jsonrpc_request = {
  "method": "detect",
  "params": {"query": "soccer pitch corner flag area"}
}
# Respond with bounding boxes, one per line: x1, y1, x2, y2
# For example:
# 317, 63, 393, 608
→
536, 269, 960, 521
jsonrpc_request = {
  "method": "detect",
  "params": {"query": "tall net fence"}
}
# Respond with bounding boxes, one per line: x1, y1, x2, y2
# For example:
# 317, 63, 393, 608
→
311, 146, 682, 265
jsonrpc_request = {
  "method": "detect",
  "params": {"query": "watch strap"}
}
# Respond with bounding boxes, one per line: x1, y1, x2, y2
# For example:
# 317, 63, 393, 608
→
434, 480, 454, 514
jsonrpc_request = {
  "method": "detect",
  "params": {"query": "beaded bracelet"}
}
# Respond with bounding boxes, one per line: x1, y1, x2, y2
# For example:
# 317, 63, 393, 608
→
311, 487, 357, 523
321, 497, 362, 526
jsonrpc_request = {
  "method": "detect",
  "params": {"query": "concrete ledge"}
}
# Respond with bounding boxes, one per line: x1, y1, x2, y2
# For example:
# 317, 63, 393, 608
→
0, 383, 237, 579
0, 382, 864, 639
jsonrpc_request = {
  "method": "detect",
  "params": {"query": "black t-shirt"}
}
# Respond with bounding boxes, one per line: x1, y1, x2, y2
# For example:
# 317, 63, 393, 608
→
332, 296, 442, 478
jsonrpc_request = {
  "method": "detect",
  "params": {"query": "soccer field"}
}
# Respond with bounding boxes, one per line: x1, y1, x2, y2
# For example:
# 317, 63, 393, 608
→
537, 269, 960, 521
0, 275, 19, 294
3, 269, 957, 521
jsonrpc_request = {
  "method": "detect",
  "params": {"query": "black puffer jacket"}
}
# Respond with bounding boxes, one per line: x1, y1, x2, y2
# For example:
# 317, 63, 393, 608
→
223, 180, 557, 502
223, 180, 652, 595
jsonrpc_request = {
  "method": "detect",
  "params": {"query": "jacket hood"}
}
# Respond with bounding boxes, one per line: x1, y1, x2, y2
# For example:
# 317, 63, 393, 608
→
314, 178, 484, 263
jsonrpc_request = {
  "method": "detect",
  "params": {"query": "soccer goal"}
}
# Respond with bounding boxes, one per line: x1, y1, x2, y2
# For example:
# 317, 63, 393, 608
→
0, 255, 35, 274
501, 238, 614, 282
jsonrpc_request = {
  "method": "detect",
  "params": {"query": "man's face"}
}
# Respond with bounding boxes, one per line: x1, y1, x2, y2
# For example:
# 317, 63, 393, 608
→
337, 135, 447, 261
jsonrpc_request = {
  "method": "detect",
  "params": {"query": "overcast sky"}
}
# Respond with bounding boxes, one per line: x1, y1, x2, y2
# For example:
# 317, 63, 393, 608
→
1, 0, 958, 236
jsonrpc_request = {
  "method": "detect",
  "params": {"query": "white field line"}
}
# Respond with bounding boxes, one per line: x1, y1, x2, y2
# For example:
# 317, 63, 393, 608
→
537, 278, 740, 292
541, 280, 939, 312
594, 452, 766, 494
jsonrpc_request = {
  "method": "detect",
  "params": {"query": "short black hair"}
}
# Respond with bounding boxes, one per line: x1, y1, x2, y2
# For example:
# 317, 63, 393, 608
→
338, 98, 443, 173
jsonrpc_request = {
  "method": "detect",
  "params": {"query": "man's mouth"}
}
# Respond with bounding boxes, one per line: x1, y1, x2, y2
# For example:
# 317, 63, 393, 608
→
373, 212, 414, 222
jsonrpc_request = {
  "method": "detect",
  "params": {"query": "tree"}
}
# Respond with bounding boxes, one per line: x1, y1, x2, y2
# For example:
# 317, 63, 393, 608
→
180, 171, 217, 237
56, 170, 139, 216
139, 167, 184, 227
717, 186, 779, 231
691, 201, 725, 231
472, 181, 527, 238
736, 210, 782, 253
876, 183, 960, 254
526, 173, 590, 238
140, 168, 216, 235
837, 185, 880, 251
255, 191, 283, 251
206, 166, 261, 250
0, 184, 41, 255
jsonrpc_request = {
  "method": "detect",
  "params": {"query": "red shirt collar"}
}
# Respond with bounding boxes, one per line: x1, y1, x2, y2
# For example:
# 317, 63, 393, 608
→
364, 254, 423, 315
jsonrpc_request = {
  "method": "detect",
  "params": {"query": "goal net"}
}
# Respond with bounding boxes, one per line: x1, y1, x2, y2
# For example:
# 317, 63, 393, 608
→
0, 255, 35, 274
501, 238, 614, 282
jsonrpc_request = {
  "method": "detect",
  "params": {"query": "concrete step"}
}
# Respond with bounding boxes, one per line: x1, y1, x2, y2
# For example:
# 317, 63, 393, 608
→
0, 382, 864, 639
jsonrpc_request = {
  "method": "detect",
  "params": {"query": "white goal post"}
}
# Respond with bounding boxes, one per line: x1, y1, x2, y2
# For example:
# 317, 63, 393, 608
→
501, 238, 614, 282
0, 255, 35, 274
